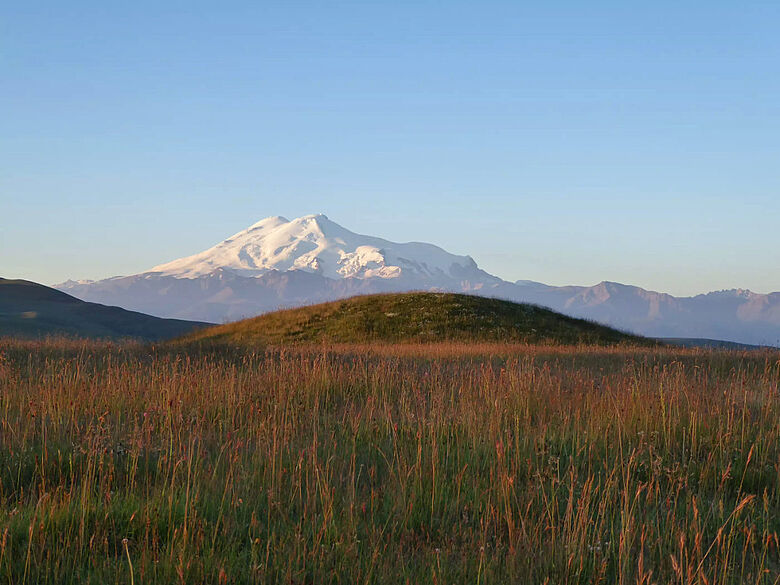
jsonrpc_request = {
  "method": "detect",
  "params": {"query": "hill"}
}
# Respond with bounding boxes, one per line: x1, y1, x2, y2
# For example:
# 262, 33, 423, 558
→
179, 292, 646, 345
57, 214, 780, 346
0, 278, 210, 340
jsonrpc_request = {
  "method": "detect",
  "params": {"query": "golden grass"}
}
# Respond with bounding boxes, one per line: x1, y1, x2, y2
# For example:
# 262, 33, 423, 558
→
0, 337, 778, 583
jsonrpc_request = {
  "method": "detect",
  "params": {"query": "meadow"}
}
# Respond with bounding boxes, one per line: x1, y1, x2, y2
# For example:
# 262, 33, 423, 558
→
0, 338, 778, 584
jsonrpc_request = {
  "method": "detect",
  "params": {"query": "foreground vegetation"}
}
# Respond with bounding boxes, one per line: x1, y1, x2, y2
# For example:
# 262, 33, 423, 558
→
0, 338, 778, 584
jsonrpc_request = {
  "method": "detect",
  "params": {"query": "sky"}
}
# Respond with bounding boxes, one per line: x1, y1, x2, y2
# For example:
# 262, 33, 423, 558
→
2, 1, 779, 296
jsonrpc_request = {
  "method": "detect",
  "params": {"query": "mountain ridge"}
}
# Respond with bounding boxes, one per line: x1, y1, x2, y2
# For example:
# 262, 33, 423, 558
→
55, 215, 780, 346
149, 214, 492, 285
0, 278, 209, 340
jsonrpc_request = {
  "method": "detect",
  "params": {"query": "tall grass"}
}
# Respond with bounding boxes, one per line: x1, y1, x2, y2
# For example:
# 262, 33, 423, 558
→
0, 338, 778, 583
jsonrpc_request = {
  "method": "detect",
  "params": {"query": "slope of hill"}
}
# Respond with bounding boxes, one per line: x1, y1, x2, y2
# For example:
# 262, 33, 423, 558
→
0, 278, 210, 340
56, 215, 780, 346
178, 292, 646, 346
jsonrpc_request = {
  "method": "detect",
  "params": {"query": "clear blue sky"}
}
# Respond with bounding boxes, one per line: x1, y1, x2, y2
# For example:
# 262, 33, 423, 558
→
2, 1, 778, 296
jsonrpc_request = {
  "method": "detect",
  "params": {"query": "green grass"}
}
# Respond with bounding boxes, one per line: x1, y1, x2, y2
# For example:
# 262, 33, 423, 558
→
179, 292, 646, 346
0, 337, 778, 583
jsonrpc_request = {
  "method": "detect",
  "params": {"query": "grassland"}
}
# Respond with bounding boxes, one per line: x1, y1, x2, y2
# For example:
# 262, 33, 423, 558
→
179, 292, 646, 346
0, 337, 778, 584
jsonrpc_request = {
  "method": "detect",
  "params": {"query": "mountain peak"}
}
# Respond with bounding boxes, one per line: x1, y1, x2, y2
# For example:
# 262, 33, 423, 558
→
149, 214, 485, 282
248, 215, 289, 230
703, 288, 757, 299
247, 214, 334, 235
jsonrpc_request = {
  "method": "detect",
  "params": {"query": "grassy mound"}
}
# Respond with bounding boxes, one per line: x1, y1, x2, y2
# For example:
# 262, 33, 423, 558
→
180, 292, 645, 345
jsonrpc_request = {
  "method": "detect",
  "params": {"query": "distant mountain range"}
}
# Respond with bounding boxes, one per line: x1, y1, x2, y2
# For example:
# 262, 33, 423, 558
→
56, 214, 780, 346
0, 278, 207, 340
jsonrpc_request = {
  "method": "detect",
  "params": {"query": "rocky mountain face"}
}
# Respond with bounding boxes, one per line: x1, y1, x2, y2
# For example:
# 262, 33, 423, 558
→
57, 215, 780, 346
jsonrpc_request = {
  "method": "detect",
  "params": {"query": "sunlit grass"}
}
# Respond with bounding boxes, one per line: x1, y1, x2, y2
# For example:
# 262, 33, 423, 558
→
0, 338, 778, 583
179, 292, 647, 346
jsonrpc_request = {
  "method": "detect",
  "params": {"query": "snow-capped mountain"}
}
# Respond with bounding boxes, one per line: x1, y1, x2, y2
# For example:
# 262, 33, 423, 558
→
56, 215, 780, 346
149, 214, 495, 284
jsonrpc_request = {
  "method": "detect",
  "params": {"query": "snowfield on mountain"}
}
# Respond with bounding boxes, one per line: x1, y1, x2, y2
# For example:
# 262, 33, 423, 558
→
150, 214, 495, 283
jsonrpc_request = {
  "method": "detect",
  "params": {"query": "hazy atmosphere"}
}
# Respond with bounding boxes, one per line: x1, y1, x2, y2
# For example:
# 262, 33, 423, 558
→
3, 3, 780, 584
3, 1, 779, 296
